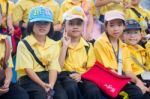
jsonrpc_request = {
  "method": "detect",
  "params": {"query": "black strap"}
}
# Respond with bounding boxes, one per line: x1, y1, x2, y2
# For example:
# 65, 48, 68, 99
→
130, 7, 149, 22
130, 8, 141, 18
22, 40, 46, 68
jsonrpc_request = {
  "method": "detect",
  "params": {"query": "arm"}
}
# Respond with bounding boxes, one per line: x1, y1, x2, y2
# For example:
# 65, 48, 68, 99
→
86, 15, 94, 41
7, 15, 14, 34
125, 71, 150, 93
59, 33, 70, 68
48, 70, 57, 89
3, 67, 12, 89
59, 44, 68, 68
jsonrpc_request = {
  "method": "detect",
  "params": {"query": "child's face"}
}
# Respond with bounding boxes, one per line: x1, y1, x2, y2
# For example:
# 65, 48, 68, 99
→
33, 21, 51, 37
131, 0, 140, 6
124, 29, 141, 45
106, 19, 125, 39
65, 19, 84, 38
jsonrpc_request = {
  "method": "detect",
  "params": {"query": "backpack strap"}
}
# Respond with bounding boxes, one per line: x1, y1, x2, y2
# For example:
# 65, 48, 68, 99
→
130, 7, 149, 22
130, 8, 141, 18
22, 40, 46, 68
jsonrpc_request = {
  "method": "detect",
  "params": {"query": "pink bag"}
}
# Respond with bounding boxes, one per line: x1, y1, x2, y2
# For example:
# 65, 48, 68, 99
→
82, 61, 131, 98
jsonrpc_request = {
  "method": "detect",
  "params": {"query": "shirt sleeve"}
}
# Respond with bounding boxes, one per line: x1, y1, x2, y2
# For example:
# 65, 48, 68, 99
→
16, 41, 34, 70
48, 45, 61, 72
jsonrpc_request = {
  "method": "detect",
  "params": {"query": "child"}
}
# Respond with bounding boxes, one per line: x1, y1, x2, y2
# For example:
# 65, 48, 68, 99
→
59, 0, 96, 41
16, 6, 66, 99
58, 6, 102, 99
94, 10, 150, 99
0, 10, 29, 99
123, 19, 150, 87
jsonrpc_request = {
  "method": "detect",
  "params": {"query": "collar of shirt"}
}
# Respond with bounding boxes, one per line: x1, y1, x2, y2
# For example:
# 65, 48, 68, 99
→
25, 34, 56, 48
68, 37, 89, 50
128, 44, 145, 55
100, 33, 126, 49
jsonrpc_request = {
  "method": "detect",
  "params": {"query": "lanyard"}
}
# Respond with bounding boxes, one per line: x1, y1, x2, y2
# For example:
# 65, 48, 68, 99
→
107, 34, 123, 75
111, 40, 119, 63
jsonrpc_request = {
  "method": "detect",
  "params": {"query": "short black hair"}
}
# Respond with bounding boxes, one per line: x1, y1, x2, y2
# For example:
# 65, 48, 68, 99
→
27, 22, 54, 39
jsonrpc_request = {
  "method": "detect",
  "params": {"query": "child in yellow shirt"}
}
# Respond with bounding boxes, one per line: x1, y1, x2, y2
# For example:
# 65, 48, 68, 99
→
94, 10, 150, 98
59, 0, 96, 41
58, 6, 102, 99
16, 6, 66, 99
123, 19, 150, 87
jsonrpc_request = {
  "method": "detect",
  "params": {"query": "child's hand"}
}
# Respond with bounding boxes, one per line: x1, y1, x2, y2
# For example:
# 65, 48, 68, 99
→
42, 83, 51, 93
69, 73, 81, 82
62, 31, 71, 47
2, 79, 11, 89
0, 87, 9, 96
8, 26, 14, 35
136, 80, 150, 94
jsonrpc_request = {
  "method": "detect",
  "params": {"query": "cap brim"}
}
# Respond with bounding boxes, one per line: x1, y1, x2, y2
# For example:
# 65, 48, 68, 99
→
30, 18, 53, 22
65, 15, 84, 21
105, 16, 125, 22
125, 27, 141, 31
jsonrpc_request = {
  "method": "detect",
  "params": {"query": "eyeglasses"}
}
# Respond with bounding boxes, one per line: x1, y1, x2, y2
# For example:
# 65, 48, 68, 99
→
34, 21, 50, 26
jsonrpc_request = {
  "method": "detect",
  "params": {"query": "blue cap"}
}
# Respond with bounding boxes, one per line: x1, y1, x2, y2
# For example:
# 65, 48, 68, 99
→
28, 6, 53, 22
125, 19, 141, 31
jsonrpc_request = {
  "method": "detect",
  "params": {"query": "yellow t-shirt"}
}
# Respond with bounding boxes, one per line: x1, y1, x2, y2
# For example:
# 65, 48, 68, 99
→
16, 34, 61, 79
94, 33, 132, 72
13, 0, 60, 24
0, 0, 15, 27
0, 34, 13, 68
59, 37, 96, 74
146, 40, 150, 71
99, 0, 131, 15
125, 6, 150, 35
127, 45, 145, 75
58, 0, 96, 23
